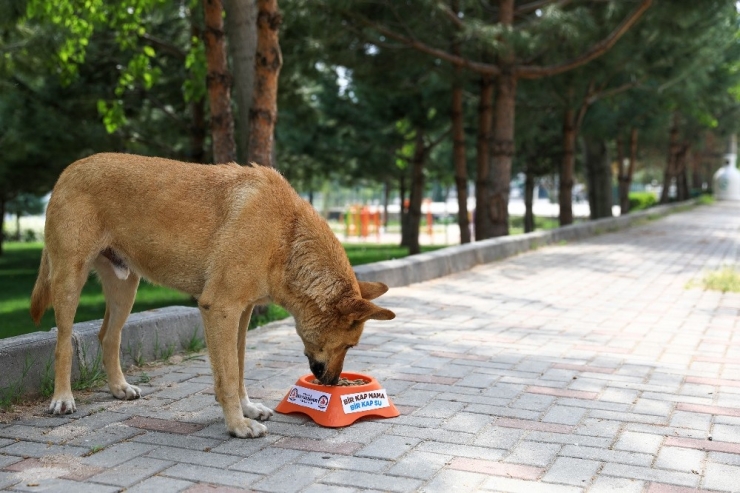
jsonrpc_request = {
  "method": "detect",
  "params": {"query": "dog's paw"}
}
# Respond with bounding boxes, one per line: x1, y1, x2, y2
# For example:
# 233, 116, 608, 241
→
242, 401, 273, 421
110, 383, 141, 401
49, 396, 76, 415
228, 418, 267, 439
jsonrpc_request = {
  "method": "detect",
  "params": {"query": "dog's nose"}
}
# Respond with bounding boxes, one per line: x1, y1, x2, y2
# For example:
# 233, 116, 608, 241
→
309, 361, 325, 380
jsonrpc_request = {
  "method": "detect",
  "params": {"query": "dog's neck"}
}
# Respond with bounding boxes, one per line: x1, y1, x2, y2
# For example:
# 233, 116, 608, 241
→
277, 209, 357, 316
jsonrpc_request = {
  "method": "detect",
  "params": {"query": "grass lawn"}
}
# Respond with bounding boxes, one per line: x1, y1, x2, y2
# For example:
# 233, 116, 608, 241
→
1, 242, 444, 338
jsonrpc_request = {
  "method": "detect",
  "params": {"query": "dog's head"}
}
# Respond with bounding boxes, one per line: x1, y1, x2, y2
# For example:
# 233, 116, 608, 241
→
296, 280, 395, 385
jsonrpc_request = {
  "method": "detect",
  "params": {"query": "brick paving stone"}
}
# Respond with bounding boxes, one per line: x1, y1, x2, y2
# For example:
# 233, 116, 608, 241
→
665, 436, 740, 454
355, 435, 420, 460
542, 405, 588, 426
481, 476, 583, 493
9, 477, 120, 492
1, 441, 89, 458
125, 475, 195, 493
703, 462, 740, 492
87, 456, 173, 488
654, 446, 705, 474
589, 476, 645, 493
670, 410, 714, 431
569, 442, 657, 467
600, 463, 699, 488
416, 441, 507, 462
503, 441, 561, 467
147, 445, 243, 469
274, 437, 362, 455
613, 431, 664, 455
124, 416, 206, 434
423, 469, 491, 492
81, 441, 157, 467
301, 484, 359, 493
131, 430, 224, 451
321, 469, 423, 492
160, 463, 261, 488
230, 446, 304, 474
541, 457, 601, 487
473, 425, 525, 449
250, 464, 329, 493
299, 452, 391, 473
677, 403, 740, 418
711, 423, 740, 443
448, 457, 542, 480
385, 450, 450, 480
645, 484, 718, 493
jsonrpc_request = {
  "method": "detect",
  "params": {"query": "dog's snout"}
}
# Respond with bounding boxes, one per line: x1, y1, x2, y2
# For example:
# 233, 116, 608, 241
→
309, 360, 326, 380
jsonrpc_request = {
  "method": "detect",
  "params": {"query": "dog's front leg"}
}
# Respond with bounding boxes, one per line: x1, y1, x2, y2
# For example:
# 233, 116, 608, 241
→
238, 306, 273, 421
201, 304, 267, 438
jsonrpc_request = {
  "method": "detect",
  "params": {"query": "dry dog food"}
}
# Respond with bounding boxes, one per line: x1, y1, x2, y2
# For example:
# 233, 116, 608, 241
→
312, 377, 368, 386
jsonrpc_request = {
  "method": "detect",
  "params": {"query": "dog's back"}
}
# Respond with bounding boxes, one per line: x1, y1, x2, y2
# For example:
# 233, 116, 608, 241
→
39, 153, 303, 297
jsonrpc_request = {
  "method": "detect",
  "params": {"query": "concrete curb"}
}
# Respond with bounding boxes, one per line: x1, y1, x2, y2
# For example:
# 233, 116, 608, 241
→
0, 200, 694, 400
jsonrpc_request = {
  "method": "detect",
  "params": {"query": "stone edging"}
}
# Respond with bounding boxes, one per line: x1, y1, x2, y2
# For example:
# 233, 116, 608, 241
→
0, 200, 695, 399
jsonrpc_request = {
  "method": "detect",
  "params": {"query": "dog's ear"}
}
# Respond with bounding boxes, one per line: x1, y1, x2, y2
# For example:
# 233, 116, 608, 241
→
339, 297, 396, 322
358, 281, 389, 301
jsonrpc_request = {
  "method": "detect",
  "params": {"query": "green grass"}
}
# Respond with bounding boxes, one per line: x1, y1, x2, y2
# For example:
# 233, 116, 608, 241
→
508, 215, 566, 235
0, 242, 444, 338
0, 243, 194, 338
695, 266, 740, 293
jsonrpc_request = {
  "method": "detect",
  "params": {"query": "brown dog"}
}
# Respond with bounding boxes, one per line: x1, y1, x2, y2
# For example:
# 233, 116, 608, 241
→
30, 153, 395, 438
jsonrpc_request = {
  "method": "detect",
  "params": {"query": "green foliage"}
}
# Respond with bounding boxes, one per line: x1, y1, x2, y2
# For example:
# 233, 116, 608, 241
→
628, 191, 658, 211
701, 266, 740, 293
73, 342, 106, 391
184, 327, 205, 353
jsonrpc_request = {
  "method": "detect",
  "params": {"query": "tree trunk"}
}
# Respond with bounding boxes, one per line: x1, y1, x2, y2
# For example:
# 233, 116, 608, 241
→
486, 67, 517, 238
584, 136, 613, 219
248, 0, 282, 167
407, 130, 426, 255
616, 133, 627, 214
676, 143, 690, 201
383, 179, 390, 229
399, 172, 409, 247
0, 193, 5, 255
203, 0, 237, 164
560, 106, 576, 226
450, 0, 470, 245
619, 127, 638, 214
474, 76, 493, 241
452, 77, 470, 244
524, 168, 535, 233
224, 0, 258, 164
482, 0, 516, 239
660, 113, 680, 204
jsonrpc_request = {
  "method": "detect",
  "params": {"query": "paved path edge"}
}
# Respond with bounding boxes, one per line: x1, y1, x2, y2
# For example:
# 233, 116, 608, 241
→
0, 199, 697, 400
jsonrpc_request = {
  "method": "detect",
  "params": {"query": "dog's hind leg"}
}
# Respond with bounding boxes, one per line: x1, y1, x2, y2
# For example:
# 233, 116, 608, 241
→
238, 305, 273, 421
49, 259, 90, 415
95, 255, 142, 401
200, 304, 267, 438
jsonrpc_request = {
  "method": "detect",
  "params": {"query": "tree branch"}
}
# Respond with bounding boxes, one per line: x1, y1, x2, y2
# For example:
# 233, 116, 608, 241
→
515, 0, 652, 79
515, 0, 572, 16
349, 13, 500, 76
140, 33, 187, 59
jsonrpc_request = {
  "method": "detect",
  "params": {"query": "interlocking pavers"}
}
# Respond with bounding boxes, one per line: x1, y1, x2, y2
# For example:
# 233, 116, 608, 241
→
4, 202, 740, 492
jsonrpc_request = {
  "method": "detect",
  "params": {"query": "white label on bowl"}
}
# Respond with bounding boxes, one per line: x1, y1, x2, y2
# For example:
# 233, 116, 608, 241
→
341, 389, 390, 414
286, 385, 331, 412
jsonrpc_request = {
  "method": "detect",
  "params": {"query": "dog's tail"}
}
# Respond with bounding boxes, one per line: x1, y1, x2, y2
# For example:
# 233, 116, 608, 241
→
30, 248, 52, 325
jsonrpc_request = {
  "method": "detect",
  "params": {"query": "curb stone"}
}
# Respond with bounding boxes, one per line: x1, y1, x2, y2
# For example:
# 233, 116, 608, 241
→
0, 200, 697, 399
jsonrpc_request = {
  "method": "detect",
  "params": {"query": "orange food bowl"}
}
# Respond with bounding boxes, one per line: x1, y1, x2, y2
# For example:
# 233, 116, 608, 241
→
275, 372, 400, 427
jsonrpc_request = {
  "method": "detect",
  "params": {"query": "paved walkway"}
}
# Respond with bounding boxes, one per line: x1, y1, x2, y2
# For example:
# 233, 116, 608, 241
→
1, 202, 739, 492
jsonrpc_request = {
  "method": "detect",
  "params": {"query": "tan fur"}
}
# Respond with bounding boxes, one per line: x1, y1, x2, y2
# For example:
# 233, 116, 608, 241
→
30, 153, 395, 438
